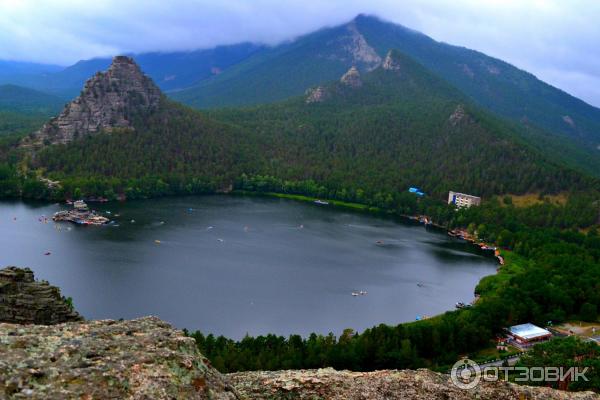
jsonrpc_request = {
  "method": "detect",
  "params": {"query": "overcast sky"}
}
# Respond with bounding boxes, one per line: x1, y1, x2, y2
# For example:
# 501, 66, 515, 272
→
1, 0, 600, 107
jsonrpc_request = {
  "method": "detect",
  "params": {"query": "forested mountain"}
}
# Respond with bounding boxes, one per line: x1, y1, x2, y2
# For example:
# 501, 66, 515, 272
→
354, 15, 600, 149
171, 19, 383, 109
0, 60, 62, 82
17, 53, 595, 202
0, 84, 63, 115
0, 85, 63, 137
209, 51, 594, 198
171, 14, 600, 176
0, 111, 49, 137
173, 15, 600, 150
3, 15, 600, 176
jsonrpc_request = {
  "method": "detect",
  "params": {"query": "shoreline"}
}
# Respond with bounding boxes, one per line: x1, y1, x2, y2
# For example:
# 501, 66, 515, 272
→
232, 189, 506, 306
232, 190, 500, 258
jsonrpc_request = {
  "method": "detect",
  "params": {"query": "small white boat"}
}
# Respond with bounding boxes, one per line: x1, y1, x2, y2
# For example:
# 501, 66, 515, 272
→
314, 200, 329, 205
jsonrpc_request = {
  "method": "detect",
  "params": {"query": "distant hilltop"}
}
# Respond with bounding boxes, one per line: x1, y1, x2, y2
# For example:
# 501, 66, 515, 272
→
21, 56, 162, 148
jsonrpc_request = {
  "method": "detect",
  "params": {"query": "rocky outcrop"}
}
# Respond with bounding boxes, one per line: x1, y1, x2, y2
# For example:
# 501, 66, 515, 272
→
563, 115, 576, 128
462, 63, 475, 78
306, 66, 362, 103
320, 21, 381, 71
0, 317, 238, 399
305, 86, 329, 104
23, 56, 162, 147
449, 104, 467, 126
343, 22, 382, 68
382, 50, 403, 71
229, 368, 599, 400
340, 66, 362, 88
0, 267, 81, 325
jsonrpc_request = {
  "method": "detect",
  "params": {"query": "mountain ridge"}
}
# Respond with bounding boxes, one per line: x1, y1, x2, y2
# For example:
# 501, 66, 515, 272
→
25, 54, 597, 202
0, 84, 63, 115
3, 14, 600, 159
0, 43, 264, 100
0, 84, 65, 137
171, 14, 600, 176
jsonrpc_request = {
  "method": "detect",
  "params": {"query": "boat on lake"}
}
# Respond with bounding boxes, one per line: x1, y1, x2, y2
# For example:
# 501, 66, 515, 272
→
53, 201, 110, 226
314, 199, 329, 205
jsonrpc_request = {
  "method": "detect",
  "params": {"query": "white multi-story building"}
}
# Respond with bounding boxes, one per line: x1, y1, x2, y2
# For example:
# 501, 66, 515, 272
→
448, 191, 481, 208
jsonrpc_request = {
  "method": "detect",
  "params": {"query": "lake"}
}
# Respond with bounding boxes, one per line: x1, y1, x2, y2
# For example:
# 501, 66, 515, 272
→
0, 195, 496, 338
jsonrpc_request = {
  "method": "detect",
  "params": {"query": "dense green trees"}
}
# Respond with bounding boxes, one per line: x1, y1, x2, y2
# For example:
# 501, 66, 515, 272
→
0, 111, 48, 137
517, 337, 600, 391
9, 58, 595, 204
0, 84, 62, 137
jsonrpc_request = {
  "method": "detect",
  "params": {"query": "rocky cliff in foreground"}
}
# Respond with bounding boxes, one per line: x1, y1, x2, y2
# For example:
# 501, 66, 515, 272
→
1, 320, 597, 400
229, 369, 599, 400
0, 317, 238, 399
22, 56, 161, 147
0, 266, 81, 325
0, 266, 597, 399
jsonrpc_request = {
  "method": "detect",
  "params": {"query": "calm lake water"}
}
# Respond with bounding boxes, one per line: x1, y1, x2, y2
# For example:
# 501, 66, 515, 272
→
0, 195, 496, 338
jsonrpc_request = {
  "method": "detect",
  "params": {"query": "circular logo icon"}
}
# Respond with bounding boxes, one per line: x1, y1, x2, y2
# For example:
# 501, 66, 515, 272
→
450, 358, 481, 390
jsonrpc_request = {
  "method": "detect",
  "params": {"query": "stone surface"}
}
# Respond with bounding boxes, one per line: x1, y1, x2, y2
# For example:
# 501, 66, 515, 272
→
0, 317, 239, 400
449, 104, 467, 126
340, 66, 363, 88
382, 50, 403, 71
341, 22, 382, 68
0, 266, 81, 325
305, 86, 329, 104
228, 368, 599, 400
22, 56, 162, 147
563, 115, 576, 128
319, 21, 381, 71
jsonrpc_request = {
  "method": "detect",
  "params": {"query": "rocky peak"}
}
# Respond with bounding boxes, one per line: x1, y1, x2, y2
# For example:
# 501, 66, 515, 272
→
0, 266, 81, 324
305, 86, 329, 104
449, 104, 467, 126
562, 115, 576, 128
22, 56, 162, 147
340, 66, 362, 88
0, 317, 239, 399
382, 50, 403, 71
327, 21, 381, 70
